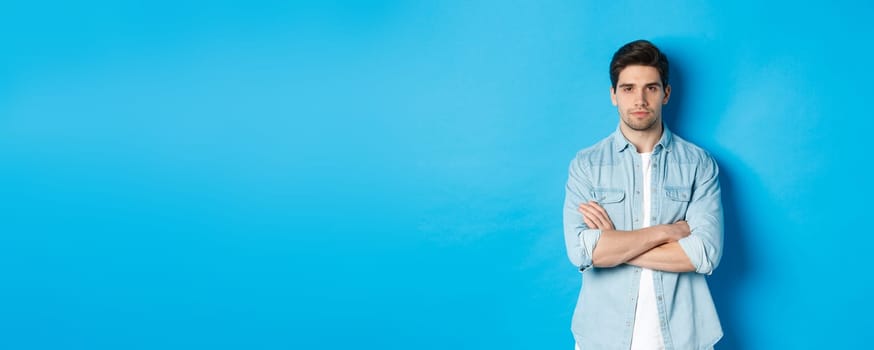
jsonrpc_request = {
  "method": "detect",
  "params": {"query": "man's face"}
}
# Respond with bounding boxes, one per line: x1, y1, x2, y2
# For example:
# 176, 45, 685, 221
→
610, 65, 671, 132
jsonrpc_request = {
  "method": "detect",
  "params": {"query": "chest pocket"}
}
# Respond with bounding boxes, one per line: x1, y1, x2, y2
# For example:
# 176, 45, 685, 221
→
590, 189, 626, 230
663, 186, 692, 222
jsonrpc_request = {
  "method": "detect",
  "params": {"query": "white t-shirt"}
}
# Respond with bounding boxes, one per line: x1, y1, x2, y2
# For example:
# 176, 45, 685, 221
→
630, 152, 665, 350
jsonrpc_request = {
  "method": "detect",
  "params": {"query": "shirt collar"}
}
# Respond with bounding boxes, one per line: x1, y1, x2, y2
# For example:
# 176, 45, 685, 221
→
611, 123, 674, 153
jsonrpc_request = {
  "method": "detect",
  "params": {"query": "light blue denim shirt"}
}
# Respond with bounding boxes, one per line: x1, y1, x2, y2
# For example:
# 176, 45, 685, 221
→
563, 125, 723, 349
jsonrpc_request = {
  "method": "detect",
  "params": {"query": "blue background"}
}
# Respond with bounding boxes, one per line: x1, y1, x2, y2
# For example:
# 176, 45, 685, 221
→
1, 1, 870, 349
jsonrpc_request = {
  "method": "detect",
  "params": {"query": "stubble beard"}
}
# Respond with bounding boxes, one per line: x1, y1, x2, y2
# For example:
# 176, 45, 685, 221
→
621, 112, 659, 132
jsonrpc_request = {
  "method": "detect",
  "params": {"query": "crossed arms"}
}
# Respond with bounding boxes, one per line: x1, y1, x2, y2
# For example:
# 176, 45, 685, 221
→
577, 201, 694, 272
563, 155, 724, 275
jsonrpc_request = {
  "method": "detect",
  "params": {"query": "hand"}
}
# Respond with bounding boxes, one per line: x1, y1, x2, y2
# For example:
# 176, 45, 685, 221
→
659, 220, 690, 241
577, 201, 615, 230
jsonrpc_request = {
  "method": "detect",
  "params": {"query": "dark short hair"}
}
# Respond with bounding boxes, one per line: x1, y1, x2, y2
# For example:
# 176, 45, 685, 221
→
609, 40, 669, 89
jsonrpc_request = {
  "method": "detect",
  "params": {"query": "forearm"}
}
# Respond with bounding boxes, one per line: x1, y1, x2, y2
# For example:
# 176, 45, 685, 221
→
626, 241, 695, 272
592, 227, 669, 268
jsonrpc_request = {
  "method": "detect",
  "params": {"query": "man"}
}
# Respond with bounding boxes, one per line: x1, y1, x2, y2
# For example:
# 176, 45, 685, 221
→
564, 40, 723, 350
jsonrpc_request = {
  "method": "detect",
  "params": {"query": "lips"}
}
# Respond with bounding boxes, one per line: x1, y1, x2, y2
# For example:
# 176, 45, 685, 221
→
630, 111, 650, 117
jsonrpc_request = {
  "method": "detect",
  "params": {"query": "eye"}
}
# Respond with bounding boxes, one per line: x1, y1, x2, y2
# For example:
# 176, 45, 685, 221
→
623, 86, 633, 92
647, 86, 659, 92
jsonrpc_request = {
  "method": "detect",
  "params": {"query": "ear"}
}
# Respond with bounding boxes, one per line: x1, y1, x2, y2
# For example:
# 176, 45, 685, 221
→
610, 87, 617, 106
663, 84, 671, 104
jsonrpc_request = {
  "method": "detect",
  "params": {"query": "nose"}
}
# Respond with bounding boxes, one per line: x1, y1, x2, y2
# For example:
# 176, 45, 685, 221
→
634, 89, 648, 107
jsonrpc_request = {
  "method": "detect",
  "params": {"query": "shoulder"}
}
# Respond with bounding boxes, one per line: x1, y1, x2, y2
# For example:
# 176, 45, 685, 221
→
668, 134, 720, 182
669, 134, 717, 166
570, 135, 615, 168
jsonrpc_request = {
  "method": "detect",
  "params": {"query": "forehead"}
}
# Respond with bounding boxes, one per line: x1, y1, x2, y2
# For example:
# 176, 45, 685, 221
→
617, 65, 662, 85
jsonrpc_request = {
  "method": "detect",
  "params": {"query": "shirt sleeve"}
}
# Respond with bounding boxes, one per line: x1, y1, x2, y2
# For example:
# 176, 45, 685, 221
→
677, 155, 724, 275
563, 155, 601, 272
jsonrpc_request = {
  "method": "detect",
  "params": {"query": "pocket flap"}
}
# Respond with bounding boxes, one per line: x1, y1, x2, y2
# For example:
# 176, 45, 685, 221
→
591, 189, 625, 203
665, 187, 692, 202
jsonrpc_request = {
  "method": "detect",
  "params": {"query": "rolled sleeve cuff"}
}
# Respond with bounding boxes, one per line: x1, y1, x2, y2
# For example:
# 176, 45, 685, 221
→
678, 235, 714, 275
577, 229, 601, 272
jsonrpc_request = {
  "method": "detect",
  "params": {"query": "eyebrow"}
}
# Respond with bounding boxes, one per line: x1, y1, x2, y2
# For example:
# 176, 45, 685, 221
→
617, 82, 663, 88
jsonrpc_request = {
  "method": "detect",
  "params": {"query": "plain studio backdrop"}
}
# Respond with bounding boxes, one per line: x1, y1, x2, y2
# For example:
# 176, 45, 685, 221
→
0, 1, 869, 349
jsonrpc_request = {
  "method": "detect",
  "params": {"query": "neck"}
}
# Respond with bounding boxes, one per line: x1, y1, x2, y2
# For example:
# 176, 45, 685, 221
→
620, 122, 663, 153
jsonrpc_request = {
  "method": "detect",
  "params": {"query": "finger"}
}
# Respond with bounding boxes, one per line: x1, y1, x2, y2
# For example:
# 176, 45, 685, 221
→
581, 203, 608, 226
588, 201, 615, 230
578, 204, 595, 223
582, 215, 596, 229
673, 220, 691, 235
579, 204, 606, 229
590, 201, 610, 218
589, 201, 615, 230
578, 204, 595, 224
